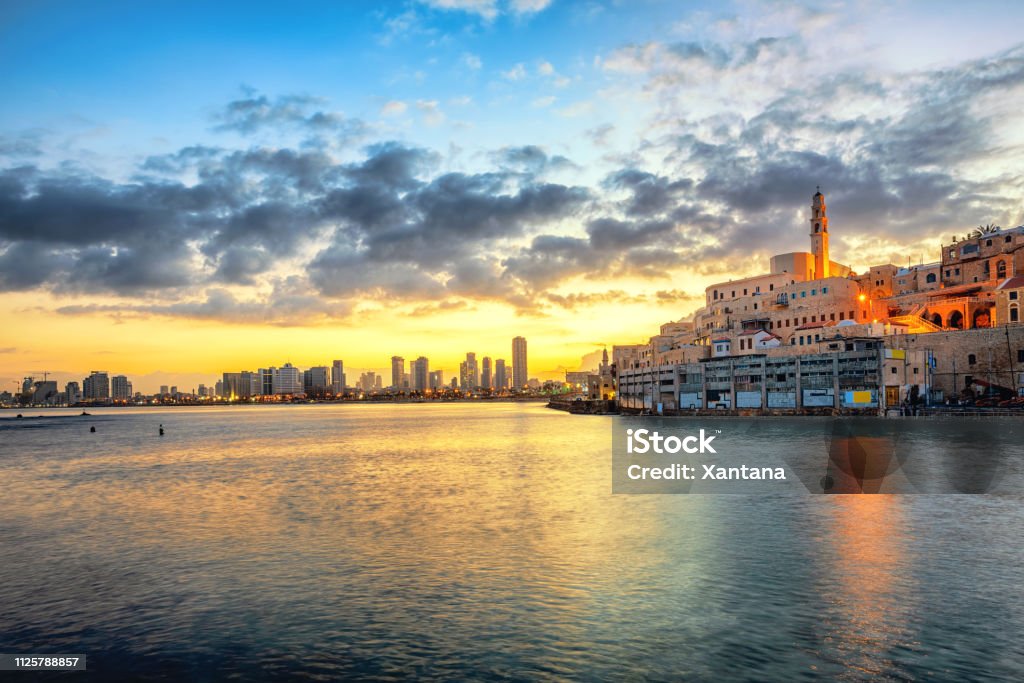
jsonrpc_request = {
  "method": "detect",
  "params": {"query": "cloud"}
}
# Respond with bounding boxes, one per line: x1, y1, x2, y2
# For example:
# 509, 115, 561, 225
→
502, 63, 527, 81
460, 52, 482, 70
532, 95, 556, 108
418, 0, 498, 21
213, 91, 366, 143
380, 100, 408, 117
415, 99, 446, 126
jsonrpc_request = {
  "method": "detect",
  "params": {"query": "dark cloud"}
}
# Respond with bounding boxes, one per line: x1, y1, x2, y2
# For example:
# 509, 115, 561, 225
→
214, 92, 366, 140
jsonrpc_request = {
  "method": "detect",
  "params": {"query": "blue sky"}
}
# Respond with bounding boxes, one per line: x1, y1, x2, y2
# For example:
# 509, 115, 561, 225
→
2, 0, 1024, 390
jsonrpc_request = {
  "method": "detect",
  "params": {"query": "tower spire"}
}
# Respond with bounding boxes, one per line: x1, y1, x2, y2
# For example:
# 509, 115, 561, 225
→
810, 188, 830, 279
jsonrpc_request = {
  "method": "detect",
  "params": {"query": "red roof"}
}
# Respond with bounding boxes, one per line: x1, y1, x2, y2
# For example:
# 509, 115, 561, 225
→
997, 275, 1024, 290
794, 320, 836, 331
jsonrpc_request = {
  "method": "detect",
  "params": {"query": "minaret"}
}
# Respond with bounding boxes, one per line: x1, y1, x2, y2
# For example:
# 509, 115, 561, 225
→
810, 187, 830, 280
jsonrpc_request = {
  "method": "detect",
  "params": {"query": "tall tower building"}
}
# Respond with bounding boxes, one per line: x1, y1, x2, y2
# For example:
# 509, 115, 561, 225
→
464, 352, 479, 388
512, 337, 528, 389
810, 187, 830, 280
412, 356, 429, 391
391, 356, 405, 390
331, 360, 346, 394
481, 356, 492, 389
494, 359, 507, 390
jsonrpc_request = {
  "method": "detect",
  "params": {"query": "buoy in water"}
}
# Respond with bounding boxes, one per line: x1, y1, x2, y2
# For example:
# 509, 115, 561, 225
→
159, 424, 164, 436
90, 426, 96, 433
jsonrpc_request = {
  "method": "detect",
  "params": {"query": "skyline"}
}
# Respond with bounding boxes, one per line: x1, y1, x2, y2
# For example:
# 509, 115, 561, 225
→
3, 0, 1024, 393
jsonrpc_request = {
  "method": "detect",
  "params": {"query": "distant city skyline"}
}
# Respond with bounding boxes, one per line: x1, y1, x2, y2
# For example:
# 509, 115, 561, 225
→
2, 1, 1023, 395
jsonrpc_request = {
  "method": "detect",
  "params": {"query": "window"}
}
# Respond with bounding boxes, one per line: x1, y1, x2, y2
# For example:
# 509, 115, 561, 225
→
811, 289, 817, 295
986, 239, 992, 246
926, 273, 937, 283
830, 313, 835, 321
822, 287, 828, 293
1006, 236, 1012, 243
1013, 307, 1020, 323
1017, 349, 1024, 363
769, 284, 774, 291
968, 354, 977, 365
849, 310, 855, 319
891, 367, 897, 374
812, 315, 816, 323
801, 291, 806, 298
949, 250, 955, 258
839, 312, 845, 321
998, 261, 1007, 279
732, 291, 735, 298
913, 367, 919, 374
955, 268, 960, 276
743, 288, 748, 295
945, 270, 951, 277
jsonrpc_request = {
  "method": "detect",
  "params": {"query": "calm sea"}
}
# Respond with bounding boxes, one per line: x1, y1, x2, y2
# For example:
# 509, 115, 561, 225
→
1, 403, 1022, 681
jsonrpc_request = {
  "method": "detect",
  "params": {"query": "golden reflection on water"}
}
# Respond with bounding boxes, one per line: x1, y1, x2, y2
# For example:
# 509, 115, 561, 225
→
821, 495, 917, 680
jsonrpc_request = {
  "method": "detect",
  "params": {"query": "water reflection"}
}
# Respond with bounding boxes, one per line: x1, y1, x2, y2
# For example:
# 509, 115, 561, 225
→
0, 405, 1022, 680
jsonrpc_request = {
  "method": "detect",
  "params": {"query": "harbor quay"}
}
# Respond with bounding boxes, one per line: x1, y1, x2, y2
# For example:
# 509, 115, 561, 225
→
616, 325, 1024, 416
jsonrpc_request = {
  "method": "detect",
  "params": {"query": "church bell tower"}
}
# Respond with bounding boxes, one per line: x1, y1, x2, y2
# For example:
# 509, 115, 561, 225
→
810, 187, 830, 280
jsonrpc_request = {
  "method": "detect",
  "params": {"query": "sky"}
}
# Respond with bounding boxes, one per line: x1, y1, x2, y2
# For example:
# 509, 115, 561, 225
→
2, 0, 1024, 393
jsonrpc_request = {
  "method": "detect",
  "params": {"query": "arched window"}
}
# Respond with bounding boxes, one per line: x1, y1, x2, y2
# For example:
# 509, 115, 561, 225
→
926, 273, 937, 284
968, 354, 977, 365
1011, 305, 1019, 323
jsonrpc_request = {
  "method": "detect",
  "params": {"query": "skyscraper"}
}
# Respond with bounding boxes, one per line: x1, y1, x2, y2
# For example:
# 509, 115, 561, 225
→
429, 370, 444, 389
464, 352, 479, 388
111, 375, 132, 401
331, 360, 346, 394
494, 359, 507, 391
391, 356, 405, 390
512, 337, 528, 389
304, 366, 331, 394
65, 381, 81, 405
83, 371, 110, 401
481, 356, 492, 389
412, 356, 429, 391
273, 363, 302, 395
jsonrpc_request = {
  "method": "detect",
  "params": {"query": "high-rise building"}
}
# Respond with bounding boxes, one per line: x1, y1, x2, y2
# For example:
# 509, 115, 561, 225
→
223, 371, 257, 399
512, 337, 528, 389
494, 359, 507, 391
429, 370, 444, 389
83, 371, 110, 401
273, 363, 303, 395
32, 381, 58, 404
358, 370, 378, 393
411, 356, 429, 391
331, 360, 346, 394
159, 385, 169, 395
258, 368, 274, 396
463, 352, 479, 388
481, 356, 492, 389
304, 366, 331, 394
111, 375, 132, 401
374, 375, 383, 390
65, 381, 82, 405
197, 383, 207, 398
391, 356, 405, 390
215, 379, 224, 397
